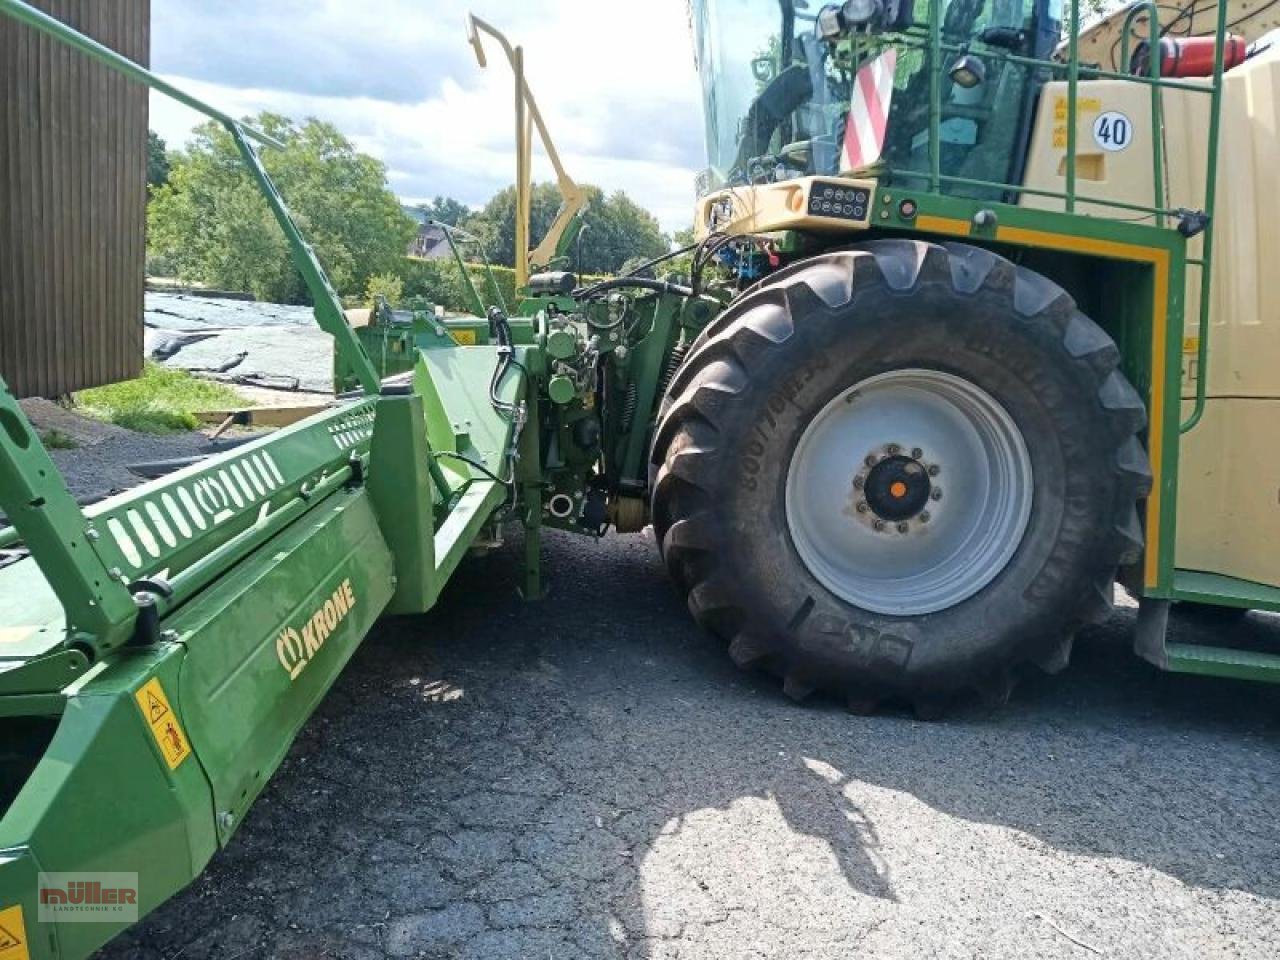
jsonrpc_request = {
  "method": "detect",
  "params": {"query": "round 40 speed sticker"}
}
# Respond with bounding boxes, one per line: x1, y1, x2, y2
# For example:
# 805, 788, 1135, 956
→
1092, 111, 1132, 152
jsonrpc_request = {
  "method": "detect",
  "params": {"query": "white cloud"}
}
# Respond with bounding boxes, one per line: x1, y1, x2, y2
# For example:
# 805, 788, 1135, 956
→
149, 0, 706, 233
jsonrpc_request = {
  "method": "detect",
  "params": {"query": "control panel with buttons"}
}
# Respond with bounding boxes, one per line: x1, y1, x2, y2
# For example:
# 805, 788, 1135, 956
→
806, 180, 872, 223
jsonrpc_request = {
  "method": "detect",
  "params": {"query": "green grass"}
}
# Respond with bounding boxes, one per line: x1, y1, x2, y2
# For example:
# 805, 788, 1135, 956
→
76, 362, 245, 434
39, 429, 78, 449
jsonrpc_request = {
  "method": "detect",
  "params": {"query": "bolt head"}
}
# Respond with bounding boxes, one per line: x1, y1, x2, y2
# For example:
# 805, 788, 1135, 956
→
85, 528, 100, 541
930, 488, 943, 501
872, 519, 886, 531
853, 476, 865, 489
856, 501, 869, 514
864, 454, 878, 467
911, 447, 923, 460
919, 511, 930, 523
927, 464, 941, 477
896, 522, 910, 534
886, 443, 901, 455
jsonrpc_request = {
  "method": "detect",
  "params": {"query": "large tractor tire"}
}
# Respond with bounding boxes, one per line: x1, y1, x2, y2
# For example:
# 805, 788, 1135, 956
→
650, 240, 1152, 714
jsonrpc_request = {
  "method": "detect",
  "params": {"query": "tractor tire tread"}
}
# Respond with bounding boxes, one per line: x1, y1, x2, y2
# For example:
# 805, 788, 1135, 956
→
651, 240, 1152, 714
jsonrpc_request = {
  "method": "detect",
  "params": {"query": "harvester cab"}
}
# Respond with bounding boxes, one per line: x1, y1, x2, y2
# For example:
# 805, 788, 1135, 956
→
690, 0, 1057, 206
690, 0, 1279, 234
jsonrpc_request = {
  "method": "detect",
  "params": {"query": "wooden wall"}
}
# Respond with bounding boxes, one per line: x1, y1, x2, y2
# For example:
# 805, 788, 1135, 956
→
0, 0, 150, 398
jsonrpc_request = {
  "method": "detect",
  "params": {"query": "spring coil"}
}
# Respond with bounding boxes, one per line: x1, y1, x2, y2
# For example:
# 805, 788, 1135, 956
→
620, 381, 638, 435
658, 341, 690, 399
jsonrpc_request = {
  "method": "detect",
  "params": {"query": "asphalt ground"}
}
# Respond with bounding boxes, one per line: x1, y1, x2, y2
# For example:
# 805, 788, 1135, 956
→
97, 527, 1278, 960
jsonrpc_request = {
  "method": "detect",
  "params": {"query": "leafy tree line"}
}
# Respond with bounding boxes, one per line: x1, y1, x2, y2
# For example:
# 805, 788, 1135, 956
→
146, 113, 675, 306
148, 114, 414, 304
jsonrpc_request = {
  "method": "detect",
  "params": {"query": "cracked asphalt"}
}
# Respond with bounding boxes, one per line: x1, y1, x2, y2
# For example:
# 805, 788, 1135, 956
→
98, 528, 1278, 960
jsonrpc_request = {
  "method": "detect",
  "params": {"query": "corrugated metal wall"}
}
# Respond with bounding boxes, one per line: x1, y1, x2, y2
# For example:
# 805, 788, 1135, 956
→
0, 0, 150, 398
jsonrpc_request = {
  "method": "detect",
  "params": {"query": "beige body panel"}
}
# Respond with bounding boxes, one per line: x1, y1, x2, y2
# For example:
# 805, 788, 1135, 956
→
693, 176, 877, 240
1021, 47, 1280, 586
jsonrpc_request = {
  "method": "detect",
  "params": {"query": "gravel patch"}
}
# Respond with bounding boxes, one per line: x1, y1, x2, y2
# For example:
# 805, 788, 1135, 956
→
46, 431, 213, 502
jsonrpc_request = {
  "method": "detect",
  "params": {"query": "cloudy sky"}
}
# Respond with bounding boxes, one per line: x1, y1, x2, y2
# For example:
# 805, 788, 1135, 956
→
148, 0, 706, 234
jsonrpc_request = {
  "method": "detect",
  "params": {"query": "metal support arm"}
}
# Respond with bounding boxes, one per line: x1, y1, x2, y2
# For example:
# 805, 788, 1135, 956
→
466, 13, 589, 287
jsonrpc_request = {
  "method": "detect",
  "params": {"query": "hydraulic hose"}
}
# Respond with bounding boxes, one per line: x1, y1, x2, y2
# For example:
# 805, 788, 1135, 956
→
575, 278, 694, 299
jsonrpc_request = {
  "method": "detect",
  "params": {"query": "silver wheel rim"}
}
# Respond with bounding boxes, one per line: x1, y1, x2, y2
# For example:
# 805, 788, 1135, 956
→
785, 368, 1032, 616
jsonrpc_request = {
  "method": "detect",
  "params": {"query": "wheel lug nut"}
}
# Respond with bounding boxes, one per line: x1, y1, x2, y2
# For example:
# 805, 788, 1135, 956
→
896, 522, 910, 534
927, 464, 940, 477
853, 476, 864, 489
919, 511, 930, 523
872, 519, 886, 531
930, 488, 943, 501
856, 501, 869, 514
865, 454, 878, 467
911, 447, 923, 460
887, 443, 900, 455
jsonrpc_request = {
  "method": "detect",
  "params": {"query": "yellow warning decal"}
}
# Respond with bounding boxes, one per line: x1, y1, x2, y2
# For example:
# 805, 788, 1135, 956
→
134, 677, 191, 771
1183, 336, 1200, 354
0, 904, 30, 960
451, 328, 477, 346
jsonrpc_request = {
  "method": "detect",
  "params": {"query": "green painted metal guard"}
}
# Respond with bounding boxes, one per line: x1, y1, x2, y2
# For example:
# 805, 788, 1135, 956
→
432, 221, 509, 317
0, 379, 137, 657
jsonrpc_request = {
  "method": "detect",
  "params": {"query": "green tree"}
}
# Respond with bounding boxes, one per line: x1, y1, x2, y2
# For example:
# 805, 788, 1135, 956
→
664, 226, 697, 282
417, 195, 471, 226
462, 182, 669, 274
147, 113, 415, 304
147, 130, 170, 190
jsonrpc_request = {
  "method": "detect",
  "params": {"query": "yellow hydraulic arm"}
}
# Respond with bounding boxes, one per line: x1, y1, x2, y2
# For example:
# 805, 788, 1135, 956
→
466, 14, 589, 289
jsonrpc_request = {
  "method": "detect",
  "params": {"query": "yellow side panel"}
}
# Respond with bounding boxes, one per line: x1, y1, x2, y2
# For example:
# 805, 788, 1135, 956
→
1176, 399, 1280, 585
1022, 47, 1280, 587
1020, 80, 1163, 218
1163, 49, 1280, 406
1023, 48, 1280, 401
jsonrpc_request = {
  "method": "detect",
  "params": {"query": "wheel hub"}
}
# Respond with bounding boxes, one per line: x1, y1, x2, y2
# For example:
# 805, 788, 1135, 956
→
857, 449, 940, 528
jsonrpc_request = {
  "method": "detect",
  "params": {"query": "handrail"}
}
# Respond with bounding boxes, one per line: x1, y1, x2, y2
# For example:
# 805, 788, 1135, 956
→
1120, 2, 1167, 227
1065, 0, 1080, 212
0, 0, 383, 395
927, 0, 942, 192
1179, 0, 1230, 432
466, 13, 589, 289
